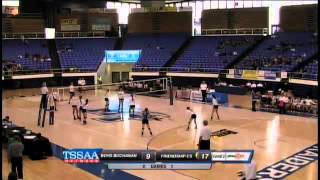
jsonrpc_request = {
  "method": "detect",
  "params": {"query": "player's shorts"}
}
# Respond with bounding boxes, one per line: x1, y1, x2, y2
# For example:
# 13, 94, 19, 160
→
105, 98, 109, 102
82, 109, 87, 113
72, 105, 77, 108
70, 92, 75, 96
199, 140, 210, 150
142, 119, 149, 124
191, 114, 197, 119
130, 105, 135, 109
214, 105, 219, 109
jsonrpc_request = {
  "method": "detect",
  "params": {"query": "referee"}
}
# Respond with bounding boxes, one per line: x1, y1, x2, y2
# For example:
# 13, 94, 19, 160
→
198, 120, 211, 150
38, 82, 48, 127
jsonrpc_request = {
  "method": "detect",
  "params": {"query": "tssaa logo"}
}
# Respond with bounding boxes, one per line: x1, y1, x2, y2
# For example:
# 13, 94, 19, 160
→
63, 149, 102, 163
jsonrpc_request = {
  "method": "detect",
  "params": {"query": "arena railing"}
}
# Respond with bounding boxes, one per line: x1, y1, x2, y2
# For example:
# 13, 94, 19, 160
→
201, 28, 268, 36
2, 68, 96, 77
132, 67, 318, 81
2, 31, 105, 39
132, 67, 229, 74
2, 67, 317, 81
287, 72, 318, 81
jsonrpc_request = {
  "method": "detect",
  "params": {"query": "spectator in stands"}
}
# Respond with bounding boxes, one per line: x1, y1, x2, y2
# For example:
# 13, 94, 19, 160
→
98, 76, 103, 85
246, 81, 252, 90
252, 91, 259, 112
200, 81, 208, 102
278, 93, 288, 114
305, 97, 316, 113
8, 136, 24, 179
257, 82, 263, 93
250, 81, 257, 92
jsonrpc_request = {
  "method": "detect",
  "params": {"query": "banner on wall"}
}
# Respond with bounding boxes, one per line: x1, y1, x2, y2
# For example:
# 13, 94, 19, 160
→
88, 8, 117, 13
105, 50, 141, 64
91, 18, 112, 31
242, 70, 258, 80
92, 24, 111, 31
61, 19, 78, 25
61, 25, 80, 31
264, 71, 277, 80
61, 18, 80, 31
281, 72, 288, 78
234, 69, 243, 78
144, 7, 177, 12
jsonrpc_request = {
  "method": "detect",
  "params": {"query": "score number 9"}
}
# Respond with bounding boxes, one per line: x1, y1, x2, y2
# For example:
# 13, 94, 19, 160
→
145, 153, 151, 160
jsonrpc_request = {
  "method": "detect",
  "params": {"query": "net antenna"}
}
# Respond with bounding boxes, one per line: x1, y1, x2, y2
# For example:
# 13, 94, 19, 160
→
53, 77, 173, 105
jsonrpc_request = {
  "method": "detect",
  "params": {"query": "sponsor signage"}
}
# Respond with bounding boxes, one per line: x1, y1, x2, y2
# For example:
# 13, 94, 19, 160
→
264, 71, 277, 80
242, 70, 258, 80
61, 18, 78, 25
105, 50, 141, 64
211, 150, 253, 163
92, 24, 111, 31
63, 149, 102, 163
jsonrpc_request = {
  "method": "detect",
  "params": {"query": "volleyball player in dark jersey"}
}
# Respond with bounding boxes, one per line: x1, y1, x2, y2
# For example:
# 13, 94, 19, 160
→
81, 99, 88, 125
78, 95, 84, 121
129, 94, 135, 118
141, 108, 153, 136
186, 107, 197, 130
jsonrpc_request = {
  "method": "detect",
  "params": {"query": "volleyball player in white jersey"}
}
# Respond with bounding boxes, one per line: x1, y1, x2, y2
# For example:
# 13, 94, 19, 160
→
186, 107, 197, 130
210, 95, 220, 120
81, 99, 88, 125
118, 88, 124, 113
53, 90, 58, 111
70, 96, 79, 120
68, 82, 75, 104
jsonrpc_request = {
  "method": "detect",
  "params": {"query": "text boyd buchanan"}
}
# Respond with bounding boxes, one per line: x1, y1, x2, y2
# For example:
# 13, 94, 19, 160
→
101, 153, 138, 158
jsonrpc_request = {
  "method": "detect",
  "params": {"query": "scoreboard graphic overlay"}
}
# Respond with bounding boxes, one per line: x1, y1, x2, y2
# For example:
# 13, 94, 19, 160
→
63, 149, 254, 170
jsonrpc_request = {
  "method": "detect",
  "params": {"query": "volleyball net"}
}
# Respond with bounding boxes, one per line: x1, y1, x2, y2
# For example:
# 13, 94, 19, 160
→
53, 77, 173, 103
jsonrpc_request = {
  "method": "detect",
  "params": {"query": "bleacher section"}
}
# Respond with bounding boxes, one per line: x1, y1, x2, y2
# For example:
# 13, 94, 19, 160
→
234, 32, 318, 72
2, 39, 51, 70
172, 36, 261, 72
297, 59, 318, 80
56, 38, 116, 71
122, 34, 188, 69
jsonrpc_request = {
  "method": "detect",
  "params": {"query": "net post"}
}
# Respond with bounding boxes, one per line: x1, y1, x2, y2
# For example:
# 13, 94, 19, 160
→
169, 77, 173, 105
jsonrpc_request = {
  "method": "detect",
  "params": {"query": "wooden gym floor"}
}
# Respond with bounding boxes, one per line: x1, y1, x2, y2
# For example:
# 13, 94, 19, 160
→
2, 89, 318, 180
